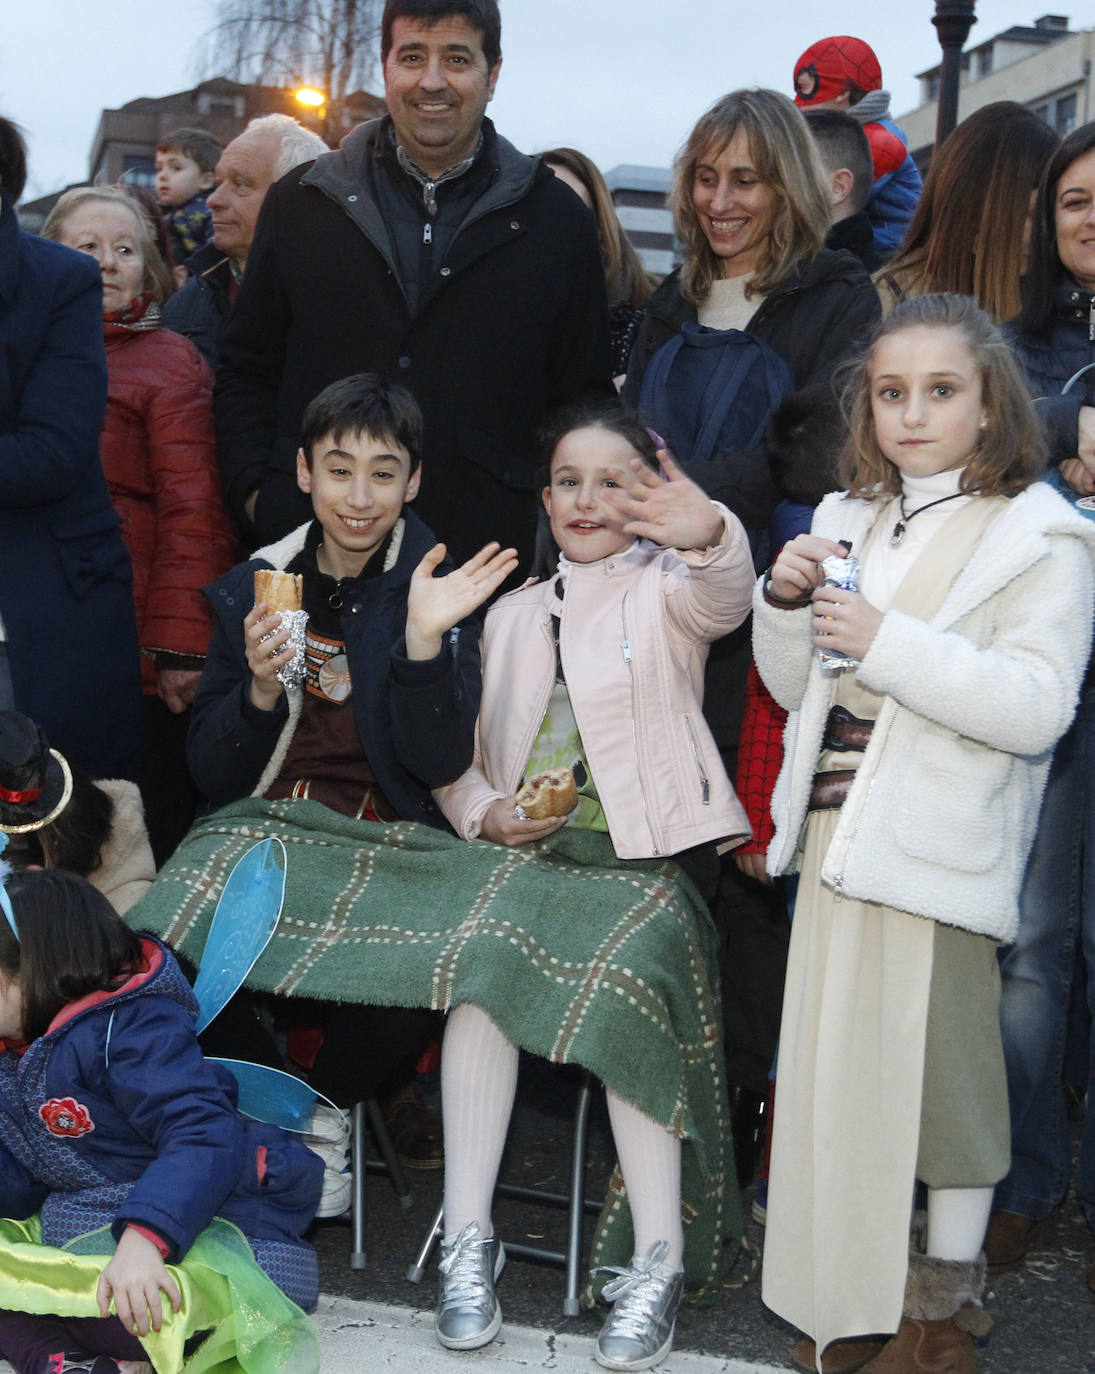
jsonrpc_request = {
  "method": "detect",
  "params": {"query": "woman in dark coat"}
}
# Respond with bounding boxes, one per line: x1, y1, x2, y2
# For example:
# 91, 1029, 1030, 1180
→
0, 118, 142, 782
986, 121, 1095, 1294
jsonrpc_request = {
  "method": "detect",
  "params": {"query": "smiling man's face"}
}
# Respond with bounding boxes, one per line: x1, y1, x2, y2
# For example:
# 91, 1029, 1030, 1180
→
383, 15, 500, 178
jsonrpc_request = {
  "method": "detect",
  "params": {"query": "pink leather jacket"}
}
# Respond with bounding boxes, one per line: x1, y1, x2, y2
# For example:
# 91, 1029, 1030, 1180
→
435, 507, 755, 859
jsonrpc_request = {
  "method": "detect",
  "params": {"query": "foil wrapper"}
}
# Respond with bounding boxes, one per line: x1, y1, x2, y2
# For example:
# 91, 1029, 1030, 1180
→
818, 552, 861, 674
260, 608, 308, 689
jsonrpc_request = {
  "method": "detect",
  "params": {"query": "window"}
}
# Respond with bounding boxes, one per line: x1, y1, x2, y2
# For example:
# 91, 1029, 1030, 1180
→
1056, 92, 1078, 134
926, 72, 941, 101
977, 46, 993, 78
120, 155, 155, 189
197, 92, 245, 117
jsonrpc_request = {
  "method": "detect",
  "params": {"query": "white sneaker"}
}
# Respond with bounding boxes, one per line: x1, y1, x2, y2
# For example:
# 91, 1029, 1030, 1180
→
303, 1105, 352, 1218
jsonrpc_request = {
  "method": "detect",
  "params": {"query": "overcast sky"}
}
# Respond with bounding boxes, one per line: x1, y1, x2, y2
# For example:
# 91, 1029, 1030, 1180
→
3, 1, 1066, 201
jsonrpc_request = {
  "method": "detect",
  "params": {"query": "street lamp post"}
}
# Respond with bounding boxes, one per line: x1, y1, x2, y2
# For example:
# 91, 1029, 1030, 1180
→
933, 0, 977, 148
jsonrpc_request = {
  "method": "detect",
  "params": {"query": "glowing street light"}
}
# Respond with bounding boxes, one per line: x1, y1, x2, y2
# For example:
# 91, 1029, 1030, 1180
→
294, 87, 326, 109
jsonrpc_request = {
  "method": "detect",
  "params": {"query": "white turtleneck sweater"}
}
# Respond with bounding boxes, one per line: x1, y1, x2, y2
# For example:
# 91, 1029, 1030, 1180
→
860, 467, 972, 612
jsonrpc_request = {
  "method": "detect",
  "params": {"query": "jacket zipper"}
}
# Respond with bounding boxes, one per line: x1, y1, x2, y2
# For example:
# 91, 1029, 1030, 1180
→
620, 606, 661, 854
682, 715, 710, 805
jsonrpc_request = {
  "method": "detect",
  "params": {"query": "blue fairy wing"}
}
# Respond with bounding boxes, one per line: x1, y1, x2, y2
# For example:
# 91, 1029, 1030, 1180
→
193, 837, 287, 1034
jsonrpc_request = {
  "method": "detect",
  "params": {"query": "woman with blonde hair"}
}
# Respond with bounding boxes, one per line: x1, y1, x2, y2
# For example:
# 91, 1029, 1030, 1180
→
42, 186, 238, 864
542, 147, 655, 381
876, 102, 1060, 322
624, 87, 879, 529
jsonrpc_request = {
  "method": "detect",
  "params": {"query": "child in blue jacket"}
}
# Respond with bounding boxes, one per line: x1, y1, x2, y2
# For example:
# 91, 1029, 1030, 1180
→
0, 866, 322, 1374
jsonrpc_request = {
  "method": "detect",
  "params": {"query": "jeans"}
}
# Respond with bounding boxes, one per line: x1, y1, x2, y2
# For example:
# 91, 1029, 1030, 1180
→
994, 682, 1095, 1233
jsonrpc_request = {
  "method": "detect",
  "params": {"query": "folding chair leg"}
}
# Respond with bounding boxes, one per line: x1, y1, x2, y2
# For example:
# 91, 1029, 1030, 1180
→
350, 1100, 368, 1270
564, 1072, 592, 1316
406, 1197, 444, 1283
365, 1096, 414, 1209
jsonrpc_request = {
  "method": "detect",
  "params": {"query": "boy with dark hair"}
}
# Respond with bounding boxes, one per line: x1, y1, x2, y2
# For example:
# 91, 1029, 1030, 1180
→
189, 370, 514, 818
793, 35, 921, 260
802, 107, 880, 271
155, 127, 222, 266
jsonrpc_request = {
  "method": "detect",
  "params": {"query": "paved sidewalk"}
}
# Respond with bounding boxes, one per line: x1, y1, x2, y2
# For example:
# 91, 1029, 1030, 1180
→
312, 1295, 788, 1373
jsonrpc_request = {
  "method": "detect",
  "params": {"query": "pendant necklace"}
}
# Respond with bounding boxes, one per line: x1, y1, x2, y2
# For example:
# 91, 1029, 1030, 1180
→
889, 492, 965, 548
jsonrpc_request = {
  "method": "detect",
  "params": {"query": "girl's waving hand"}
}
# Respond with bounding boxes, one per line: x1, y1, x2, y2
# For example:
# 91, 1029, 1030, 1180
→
603, 451, 724, 552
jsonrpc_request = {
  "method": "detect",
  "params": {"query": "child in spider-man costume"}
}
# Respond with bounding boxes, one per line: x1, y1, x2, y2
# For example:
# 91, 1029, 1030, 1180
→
793, 35, 922, 260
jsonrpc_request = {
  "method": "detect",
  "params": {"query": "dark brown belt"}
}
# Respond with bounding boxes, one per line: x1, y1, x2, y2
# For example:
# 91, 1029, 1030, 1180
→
821, 705, 875, 753
808, 708, 876, 811
808, 769, 858, 811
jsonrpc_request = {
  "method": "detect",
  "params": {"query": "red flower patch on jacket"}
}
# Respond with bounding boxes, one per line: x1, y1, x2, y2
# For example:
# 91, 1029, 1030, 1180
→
38, 1097, 95, 1138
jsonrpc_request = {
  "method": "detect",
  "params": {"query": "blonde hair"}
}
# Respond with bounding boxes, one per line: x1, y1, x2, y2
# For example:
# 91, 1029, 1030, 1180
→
670, 88, 830, 305
41, 186, 174, 304
839, 293, 1047, 501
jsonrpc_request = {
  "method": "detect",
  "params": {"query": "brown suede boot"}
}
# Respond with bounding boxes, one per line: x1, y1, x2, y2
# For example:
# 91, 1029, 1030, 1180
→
860, 1253, 985, 1374
791, 1333, 889, 1372
859, 1317, 975, 1373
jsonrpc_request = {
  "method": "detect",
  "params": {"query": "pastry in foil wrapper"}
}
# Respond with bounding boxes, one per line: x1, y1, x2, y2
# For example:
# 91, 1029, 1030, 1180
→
818, 551, 861, 673
259, 608, 308, 689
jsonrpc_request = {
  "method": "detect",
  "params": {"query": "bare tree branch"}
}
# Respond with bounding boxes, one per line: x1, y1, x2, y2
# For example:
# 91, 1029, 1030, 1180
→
195, 0, 383, 123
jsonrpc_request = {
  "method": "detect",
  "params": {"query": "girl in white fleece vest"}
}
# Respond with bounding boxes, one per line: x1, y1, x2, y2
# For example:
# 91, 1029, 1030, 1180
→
756, 294, 1095, 1374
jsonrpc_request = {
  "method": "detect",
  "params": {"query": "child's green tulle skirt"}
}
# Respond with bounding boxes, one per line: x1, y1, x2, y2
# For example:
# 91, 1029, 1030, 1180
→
0, 1216, 318, 1373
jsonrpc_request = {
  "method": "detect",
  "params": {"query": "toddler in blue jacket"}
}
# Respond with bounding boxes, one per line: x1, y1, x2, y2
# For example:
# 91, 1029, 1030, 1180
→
0, 866, 322, 1374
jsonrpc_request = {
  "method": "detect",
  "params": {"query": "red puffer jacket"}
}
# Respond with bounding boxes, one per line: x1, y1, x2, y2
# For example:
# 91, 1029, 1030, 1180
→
101, 305, 239, 692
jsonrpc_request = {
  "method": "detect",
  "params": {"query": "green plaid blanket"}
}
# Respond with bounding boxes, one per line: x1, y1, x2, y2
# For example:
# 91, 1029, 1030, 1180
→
127, 798, 741, 1297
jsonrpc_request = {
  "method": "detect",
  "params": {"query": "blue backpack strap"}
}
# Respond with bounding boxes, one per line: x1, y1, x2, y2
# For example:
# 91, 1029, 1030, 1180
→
636, 331, 685, 433
688, 331, 766, 465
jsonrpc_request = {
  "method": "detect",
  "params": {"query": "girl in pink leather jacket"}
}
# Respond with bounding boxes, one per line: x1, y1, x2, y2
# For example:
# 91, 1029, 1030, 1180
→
431, 399, 755, 1373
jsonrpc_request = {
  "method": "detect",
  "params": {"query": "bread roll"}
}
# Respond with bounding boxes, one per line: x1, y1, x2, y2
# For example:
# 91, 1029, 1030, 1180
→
254, 569, 303, 614
515, 767, 579, 820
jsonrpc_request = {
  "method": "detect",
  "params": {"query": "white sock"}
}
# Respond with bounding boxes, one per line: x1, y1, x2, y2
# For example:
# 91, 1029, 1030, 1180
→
606, 1088, 684, 1270
441, 1002, 519, 1242
926, 1185, 994, 1261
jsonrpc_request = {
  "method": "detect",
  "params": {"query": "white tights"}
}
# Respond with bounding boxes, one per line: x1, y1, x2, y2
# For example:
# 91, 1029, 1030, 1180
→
441, 1002, 684, 1268
926, 1185, 994, 1262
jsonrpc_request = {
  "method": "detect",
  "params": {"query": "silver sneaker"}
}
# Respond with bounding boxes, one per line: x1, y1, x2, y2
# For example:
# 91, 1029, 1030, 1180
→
595, 1241, 684, 1372
435, 1221, 506, 1350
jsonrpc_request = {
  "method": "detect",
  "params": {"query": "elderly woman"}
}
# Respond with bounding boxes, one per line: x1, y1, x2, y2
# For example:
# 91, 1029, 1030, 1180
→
0, 121, 142, 783
876, 102, 1060, 322
42, 186, 238, 863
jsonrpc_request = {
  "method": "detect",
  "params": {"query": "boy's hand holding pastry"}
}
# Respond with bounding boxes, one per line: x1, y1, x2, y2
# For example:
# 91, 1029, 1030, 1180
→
405, 542, 518, 661
604, 450, 724, 551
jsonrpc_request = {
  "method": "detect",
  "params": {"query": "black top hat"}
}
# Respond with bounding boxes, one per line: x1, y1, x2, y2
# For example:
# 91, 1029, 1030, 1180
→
0, 712, 73, 834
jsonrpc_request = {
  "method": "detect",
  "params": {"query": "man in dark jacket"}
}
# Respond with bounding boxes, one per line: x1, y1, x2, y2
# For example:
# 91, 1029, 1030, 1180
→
214, 0, 612, 567
162, 115, 328, 370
